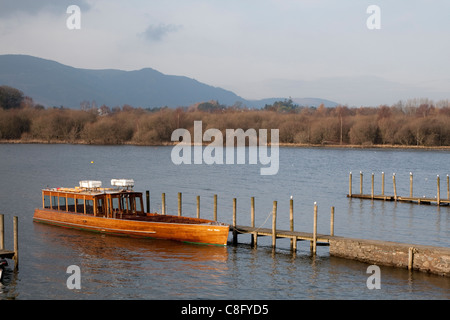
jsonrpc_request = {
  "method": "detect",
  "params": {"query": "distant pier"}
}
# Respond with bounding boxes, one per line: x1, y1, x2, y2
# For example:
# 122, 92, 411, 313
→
347, 171, 450, 206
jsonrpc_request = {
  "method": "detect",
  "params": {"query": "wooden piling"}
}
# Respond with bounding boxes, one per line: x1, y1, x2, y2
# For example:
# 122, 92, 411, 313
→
330, 206, 335, 237
348, 172, 352, 196
290, 198, 294, 250
232, 198, 237, 246
146, 191, 150, 213
437, 175, 441, 206
393, 173, 397, 200
251, 197, 255, 228
360, 171, 363, 194
272, 201, 277, 248
0, 214, 3, 250
251, 197, 256, 248
410, 172, 413, 198
312, 202, 318, 254
381, 172, 385, 195
13, 216, 18, 270
213, 194, 217, 221
447, 175, 449, 200
371, 173, 374, 199
408, 247, 415, 271
178, 192, 182, 216
162, 193, 166, 215
197, 195, 200, 218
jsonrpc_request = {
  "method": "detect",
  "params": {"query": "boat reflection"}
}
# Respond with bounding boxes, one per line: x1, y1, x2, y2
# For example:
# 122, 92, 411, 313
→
34, 222, 229, 263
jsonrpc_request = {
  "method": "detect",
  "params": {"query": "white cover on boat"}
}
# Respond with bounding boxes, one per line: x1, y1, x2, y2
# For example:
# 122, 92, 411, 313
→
111, 179, 134, 187
79, 180, 102, 188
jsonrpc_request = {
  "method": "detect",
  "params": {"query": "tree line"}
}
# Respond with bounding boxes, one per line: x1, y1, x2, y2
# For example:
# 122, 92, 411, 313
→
1, 85, 450, 147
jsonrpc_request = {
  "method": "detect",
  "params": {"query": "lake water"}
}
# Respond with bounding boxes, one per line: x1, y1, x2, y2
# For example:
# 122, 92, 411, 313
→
0, 144, 449, 300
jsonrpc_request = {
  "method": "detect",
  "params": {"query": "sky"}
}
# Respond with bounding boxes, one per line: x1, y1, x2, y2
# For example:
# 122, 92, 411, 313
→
0, 0, 449, 106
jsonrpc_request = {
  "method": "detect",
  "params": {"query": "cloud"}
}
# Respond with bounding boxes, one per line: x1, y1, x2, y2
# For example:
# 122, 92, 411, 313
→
0, 0, 91, 17
140, 23, 182, 42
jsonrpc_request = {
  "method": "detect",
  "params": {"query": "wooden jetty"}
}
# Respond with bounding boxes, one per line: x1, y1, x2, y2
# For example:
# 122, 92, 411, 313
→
231, 199, 332, 253
347, 171, 450, 206
0, 214, 19, 271
223, 195, 449, 277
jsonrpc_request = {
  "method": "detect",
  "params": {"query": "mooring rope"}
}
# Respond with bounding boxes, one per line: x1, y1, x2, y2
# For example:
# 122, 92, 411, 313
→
235, 210, 273, 234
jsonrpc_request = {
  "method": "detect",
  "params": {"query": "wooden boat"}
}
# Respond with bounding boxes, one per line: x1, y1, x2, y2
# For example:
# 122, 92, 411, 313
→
33, 180, 229, 246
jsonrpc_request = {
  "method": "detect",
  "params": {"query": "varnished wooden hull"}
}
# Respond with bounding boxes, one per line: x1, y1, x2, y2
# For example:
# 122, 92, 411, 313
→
33, 209, 229, 246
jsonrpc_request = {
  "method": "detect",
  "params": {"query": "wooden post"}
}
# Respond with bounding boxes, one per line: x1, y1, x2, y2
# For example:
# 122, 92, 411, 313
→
178, 192, 182, 216
408, 247, 415, 271
93, 198, 97, 216
437, 175, 440, 206
251, 197, 255, 247
312, 202, 318, 254
139, 195, 144, 217
146, 191, 150, 213
290, 197, 294, 250
348, 172, 352, 196
213, 194, 217, 221
393, 173, 397, 201
162, 193, 166, 215
381, 172, 385, 196
410, 172, 413, 198
0, 214, 4, 250
289, 198, 294, 232
232, 198, 237, 246
13, 216, 18, 271
272, 201, 277, 249
330, 206, 335, 236
371, 173, 374, 199
360, 171, 363, 194
446, 174, 450, 200
197, 195, 200, 218
251, 197, 255, 228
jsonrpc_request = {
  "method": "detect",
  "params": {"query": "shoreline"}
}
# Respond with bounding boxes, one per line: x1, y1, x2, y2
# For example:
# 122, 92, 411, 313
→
2, 139, 450, 151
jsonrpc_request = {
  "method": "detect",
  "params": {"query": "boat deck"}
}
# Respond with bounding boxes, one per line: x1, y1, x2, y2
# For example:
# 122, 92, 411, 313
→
120, 213, 228, 226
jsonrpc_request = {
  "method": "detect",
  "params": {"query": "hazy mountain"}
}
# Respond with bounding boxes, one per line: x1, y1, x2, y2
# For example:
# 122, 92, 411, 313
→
0, 54, 339, 109
0, 54, 248, 108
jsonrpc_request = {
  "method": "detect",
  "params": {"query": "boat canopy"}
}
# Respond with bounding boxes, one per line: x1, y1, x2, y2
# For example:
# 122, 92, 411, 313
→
41, 179, 143, 218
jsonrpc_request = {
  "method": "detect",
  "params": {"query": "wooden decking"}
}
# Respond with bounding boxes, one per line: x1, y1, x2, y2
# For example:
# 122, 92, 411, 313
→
232, 225, 331, 248
348, 193, 450, 205
0, 249, 15, 259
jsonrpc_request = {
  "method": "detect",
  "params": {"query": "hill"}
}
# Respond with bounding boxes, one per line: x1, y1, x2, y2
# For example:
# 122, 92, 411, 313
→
0, 54, 248, 108
0, 54, 339, 109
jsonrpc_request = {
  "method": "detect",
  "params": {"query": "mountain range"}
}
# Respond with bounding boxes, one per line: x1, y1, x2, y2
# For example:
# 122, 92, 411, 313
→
0, 54, 338, 109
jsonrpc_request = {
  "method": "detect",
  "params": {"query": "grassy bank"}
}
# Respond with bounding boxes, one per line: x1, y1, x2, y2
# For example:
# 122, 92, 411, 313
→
3, 138, 450, 151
